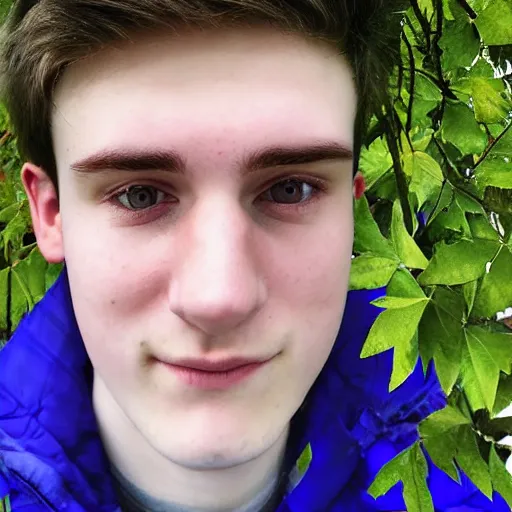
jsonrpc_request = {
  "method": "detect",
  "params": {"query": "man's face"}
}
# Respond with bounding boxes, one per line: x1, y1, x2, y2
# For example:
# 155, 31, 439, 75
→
46, 26, 357, 469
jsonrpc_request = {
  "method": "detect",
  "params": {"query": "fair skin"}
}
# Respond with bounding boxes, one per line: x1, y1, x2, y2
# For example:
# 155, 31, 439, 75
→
22, 25, 364, 510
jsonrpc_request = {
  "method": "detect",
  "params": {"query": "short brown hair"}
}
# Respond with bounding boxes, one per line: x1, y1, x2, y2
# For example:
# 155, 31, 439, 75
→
0, 0, 405, 185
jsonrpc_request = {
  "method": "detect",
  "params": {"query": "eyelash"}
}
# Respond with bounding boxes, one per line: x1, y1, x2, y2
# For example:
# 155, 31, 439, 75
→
107, 175, 327, 222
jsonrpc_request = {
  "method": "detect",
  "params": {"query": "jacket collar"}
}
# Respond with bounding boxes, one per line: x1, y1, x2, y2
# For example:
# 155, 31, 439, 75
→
0, 268, 445, 511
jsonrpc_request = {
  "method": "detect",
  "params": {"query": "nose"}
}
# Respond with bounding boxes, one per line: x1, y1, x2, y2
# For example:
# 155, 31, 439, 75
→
168, 196, 267, 336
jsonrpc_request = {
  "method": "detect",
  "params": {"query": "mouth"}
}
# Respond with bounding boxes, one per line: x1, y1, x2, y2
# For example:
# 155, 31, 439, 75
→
154, 356, 274, 390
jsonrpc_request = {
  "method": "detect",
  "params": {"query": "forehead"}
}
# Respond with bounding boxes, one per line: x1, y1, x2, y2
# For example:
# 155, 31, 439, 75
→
52, 26, 357, 172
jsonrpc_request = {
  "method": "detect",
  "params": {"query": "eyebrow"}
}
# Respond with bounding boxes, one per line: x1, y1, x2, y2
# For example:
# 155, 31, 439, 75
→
70, 142, 353, 175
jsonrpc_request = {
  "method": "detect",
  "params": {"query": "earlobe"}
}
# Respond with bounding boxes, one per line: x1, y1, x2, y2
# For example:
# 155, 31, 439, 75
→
21, 163, 64, 264
353, 172, 366, 200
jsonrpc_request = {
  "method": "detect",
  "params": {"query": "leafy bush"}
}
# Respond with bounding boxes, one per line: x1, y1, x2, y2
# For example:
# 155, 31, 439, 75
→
350, 0, 512, 508
0, 0, 511, 509
0, 104, 62, 345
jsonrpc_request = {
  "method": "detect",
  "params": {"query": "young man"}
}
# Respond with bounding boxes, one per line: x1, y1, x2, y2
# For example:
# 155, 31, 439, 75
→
0, 0, 508, 510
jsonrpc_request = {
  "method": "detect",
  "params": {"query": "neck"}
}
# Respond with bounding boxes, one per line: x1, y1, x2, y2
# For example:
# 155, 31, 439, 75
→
93, 376, 289, 511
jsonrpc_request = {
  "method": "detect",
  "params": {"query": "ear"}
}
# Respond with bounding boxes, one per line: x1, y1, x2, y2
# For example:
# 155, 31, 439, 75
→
353, 172, 366, 200
21, 163, 64, 264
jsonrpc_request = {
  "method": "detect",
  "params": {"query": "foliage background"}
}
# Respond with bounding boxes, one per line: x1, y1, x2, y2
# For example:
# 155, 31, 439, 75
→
0, 0, 512, 509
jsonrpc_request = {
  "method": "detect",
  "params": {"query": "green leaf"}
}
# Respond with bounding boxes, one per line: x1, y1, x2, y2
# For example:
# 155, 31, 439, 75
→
349, 254, 398, 290
418, 240, 499, 285
9, 267, 29, 331
420, 405, 470, 482
475, 0, 512, 46
476, 159, 512, 191
371, 296, 428, 310
422, 429, 460, 482
426, 183, 453, 227
440, 102, 488, 155
361, 298, 428, 391
0, 203, 19, 224
416, 74, 443, 103
353, 195, 397, 258
442, 0, 455, 19
476, 125, 512, 192
390, 329, 421, 392
431, 195, 472, 240
405, 151, 444, 209
421, 405, 470, 437
359, 137, 393, 190
472, 247, 512, 318
466, 0, 492, 11
490, 445, 512, 508
369, 443, 434, 512
455, 191, 485, 215
411, 75, 443, 129
14, 248, 48, 305
361, 299, 428, 357
468, 214, 500, 241
461, 344, 486, 411
0, 0, 12, 23
453, 76, 511, 124
439, 1, 480, 72
426, 188, 484, 243
494, 375, 512, 417
419, 288, 464, 394
368, 445, 407, 499
464, 325, 512, 410
463, 280, 478, 316
456, 425, 493, 499
411, 128, 435, 152
391, 200, 429, 269
402, 444, 435, 512
296, 443, 313, 478
387, 267, 426, 299
417, 0, 434, 19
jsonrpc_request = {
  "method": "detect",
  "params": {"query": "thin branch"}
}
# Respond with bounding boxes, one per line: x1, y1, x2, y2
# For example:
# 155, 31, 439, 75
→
433, 0, 448, 127
455, 0, 477, 19
434, 137, 486, 206
393, 107, 414, 153
415, 68, 459, 100
402, 31, 416, 135
425, 179, 449, 229
473, 122, 512, 171
378, 108, 414, 233
397, 59, 404, 102
410, 0, 432, 54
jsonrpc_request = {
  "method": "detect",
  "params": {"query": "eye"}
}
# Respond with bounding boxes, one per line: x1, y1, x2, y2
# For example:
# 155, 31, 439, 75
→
116, 185, 166, 210
263, 179, 315, 204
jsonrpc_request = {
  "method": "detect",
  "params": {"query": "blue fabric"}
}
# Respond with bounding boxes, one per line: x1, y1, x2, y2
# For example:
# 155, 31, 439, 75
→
0, 269, 508, 511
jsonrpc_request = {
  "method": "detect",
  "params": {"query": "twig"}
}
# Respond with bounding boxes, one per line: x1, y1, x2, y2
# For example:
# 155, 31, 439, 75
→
410, 0, 432, 54
378, 108, 414, 233
402, 31, 416, 135
473, 122, 512, 171
455, 0, 477, 19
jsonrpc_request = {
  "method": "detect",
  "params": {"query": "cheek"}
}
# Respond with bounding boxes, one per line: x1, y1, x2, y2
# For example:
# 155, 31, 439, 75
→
271, 210, 353, 340
61, 211, 174, 360
266, 215, 353, 308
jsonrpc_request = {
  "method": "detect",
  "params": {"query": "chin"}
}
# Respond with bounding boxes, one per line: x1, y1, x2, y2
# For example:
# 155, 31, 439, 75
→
153, 438, 264, 470
146, 419, 285, 471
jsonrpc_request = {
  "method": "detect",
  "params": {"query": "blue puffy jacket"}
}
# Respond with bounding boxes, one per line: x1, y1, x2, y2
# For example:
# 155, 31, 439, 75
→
0, 269, 508, 511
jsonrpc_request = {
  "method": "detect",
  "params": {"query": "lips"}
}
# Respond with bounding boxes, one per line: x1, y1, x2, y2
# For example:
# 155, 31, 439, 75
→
170, 357, 267, 372
155, 356, 273, 390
